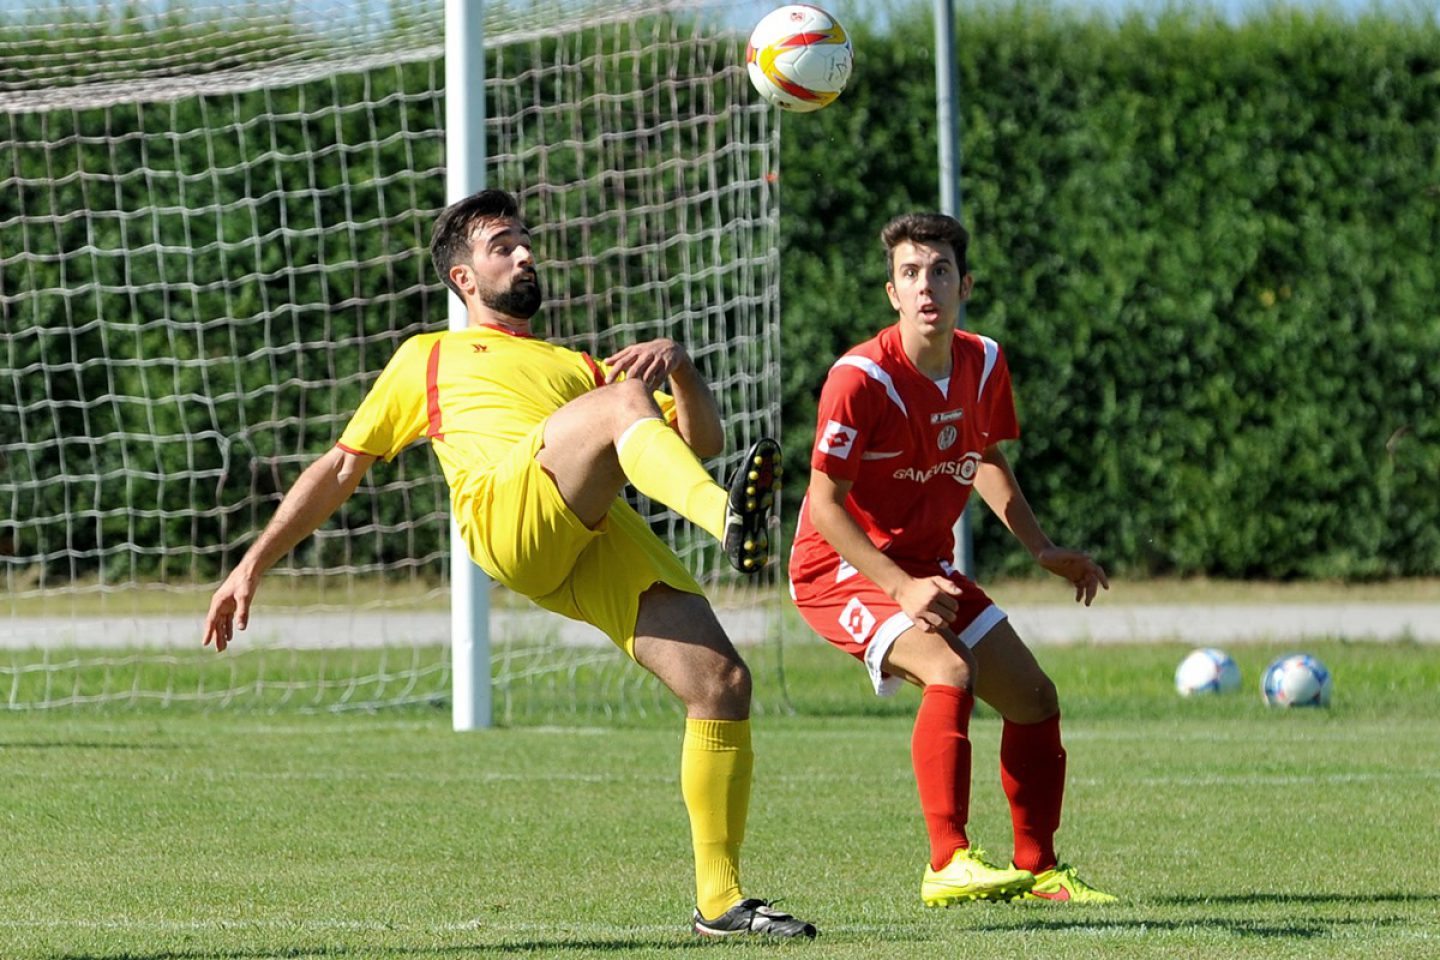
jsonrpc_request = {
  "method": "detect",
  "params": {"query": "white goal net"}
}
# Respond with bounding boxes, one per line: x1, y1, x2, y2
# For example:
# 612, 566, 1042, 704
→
1, 0, 787, 718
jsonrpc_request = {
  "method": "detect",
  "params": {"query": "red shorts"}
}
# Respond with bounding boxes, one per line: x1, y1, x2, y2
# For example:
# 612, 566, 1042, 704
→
789, 556, 1007, 696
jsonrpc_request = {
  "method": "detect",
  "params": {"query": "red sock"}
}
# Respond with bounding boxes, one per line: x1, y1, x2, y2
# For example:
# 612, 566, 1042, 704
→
912, 685, 974, 872
1000, 713, 1066, 874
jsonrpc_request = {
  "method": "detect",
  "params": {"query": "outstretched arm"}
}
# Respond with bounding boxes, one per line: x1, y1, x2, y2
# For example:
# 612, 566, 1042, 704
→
972, 443, 1109, 605
203, 446, 377, 651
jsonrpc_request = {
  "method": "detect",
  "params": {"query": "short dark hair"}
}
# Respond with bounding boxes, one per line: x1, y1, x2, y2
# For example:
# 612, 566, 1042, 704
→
880, 212, 969, 281
430, 188, 524, 298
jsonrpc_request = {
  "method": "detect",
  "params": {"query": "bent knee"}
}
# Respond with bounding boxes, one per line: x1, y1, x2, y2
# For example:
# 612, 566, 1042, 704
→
1007, 675, 1059, 723
924, 658, 974, 691
716, 658, 752, 704
687, 660, 750, 719
886, 628, 977, 691
608, 376, 660, 413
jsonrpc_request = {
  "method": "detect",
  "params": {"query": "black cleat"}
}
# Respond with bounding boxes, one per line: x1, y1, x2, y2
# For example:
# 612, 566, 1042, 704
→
693, 898, 817, 940
722, 438, 781, 574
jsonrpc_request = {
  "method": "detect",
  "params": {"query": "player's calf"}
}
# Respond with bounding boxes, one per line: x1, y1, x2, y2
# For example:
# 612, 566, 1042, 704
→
722, 438, 781, 573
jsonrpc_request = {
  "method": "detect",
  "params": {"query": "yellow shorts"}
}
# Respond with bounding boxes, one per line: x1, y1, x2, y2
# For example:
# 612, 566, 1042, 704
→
452, 422, 704, 657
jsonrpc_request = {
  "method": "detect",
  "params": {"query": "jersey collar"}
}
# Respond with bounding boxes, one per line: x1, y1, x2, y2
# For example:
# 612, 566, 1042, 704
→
477, 322, 536, 339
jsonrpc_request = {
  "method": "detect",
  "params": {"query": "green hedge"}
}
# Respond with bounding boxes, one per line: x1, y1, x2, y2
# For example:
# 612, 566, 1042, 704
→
778, 6, 1440, 579
1, 59, 450, 583
4, 6, 1438, 582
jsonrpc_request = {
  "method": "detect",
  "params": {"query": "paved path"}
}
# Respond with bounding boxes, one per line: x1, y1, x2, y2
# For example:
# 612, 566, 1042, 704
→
4, 602, 1438, 649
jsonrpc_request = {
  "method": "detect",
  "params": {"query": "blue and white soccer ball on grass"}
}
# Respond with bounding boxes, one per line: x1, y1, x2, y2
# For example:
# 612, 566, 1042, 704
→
1173, 647, 1242, 696
1261, 653, 1333, 708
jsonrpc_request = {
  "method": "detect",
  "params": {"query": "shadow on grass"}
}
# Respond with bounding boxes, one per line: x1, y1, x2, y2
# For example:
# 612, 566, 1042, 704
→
57, 951, 356, 960
1154, 891, 1440, 906
56, 937, 720, 960
970, 908, 1419, 941
484, 941, 718, 953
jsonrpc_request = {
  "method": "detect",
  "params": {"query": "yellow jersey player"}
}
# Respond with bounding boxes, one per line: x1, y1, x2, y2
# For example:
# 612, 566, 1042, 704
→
202, 188, 814, 940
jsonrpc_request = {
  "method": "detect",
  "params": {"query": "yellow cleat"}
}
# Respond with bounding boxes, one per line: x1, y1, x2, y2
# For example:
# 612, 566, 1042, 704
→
921, 848, 1034, 907
1020, 863, 1118, 903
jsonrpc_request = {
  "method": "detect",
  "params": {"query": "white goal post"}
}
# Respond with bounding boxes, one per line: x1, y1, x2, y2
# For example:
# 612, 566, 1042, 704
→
445, 0, 490, 731
1, 0, 786, 720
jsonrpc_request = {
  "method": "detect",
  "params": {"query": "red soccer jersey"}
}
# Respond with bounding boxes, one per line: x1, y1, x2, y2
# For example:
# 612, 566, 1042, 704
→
788, 324, 1019, 584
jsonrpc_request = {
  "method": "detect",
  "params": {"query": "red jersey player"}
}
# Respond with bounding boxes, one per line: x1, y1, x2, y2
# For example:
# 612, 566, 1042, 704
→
788, 212, 1116, 906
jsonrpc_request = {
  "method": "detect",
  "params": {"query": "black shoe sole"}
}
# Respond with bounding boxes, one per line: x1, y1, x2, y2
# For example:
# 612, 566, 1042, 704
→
722, 438, 781, 574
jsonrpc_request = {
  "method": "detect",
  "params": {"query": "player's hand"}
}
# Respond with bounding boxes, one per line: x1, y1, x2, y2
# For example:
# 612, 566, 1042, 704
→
1037, 546, 1110, 606
202, 567, 259, 652
895, 575, 964, 632
603, 338, 687, 390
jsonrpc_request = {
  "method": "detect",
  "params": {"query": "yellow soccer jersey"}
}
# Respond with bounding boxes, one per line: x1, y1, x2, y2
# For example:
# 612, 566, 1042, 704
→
336, 324, 675, 493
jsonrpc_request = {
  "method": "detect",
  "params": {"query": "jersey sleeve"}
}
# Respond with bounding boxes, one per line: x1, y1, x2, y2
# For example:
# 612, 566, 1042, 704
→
981, 343, 1020, 443
337, 335, 432, 461
809, 365, 880, 483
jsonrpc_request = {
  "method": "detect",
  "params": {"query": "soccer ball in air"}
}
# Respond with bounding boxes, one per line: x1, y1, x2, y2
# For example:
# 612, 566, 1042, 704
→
746, 4, 853, 113
1261, 653, 1333, 708
1174, 647, 1242, 696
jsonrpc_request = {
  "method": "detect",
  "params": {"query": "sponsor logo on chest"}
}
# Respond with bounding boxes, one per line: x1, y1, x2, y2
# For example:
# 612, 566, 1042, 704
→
892, 451, 982, 485
932, 408, 963, 451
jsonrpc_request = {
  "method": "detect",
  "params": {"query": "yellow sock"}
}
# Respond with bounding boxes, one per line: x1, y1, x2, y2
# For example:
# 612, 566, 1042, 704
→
682, 718, 753, 921
615, 418, 727, 541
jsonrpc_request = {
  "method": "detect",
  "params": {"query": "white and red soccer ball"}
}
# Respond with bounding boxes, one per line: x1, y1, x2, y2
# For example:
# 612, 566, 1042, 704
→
746, 4, 853, 113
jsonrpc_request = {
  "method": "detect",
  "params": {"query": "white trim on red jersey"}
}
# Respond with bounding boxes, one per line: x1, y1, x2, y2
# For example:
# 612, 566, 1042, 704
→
831, 355, 909, 416
976, 334, 1001, 402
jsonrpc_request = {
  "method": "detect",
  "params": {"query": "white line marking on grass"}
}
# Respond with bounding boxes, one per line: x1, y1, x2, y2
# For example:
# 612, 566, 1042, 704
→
0, 919, 396, 931
15, 763, 1438, 791
219, 720, 442, 735
524, 725, 615, 735
167, 721, 614, 737
7, 915, 1432, 941
12, 767, 670, 785
1067, 727, 1440, 745
1, 719, 443, 738
1071, 770, 1440, 787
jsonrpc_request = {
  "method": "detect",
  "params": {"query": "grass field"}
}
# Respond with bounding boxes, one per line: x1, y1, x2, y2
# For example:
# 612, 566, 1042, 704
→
3, 639, 1439, 959
9, 576, 1440, 617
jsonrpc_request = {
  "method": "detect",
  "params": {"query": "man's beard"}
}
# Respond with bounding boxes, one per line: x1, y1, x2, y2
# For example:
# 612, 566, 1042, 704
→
481, 276, 542, 320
